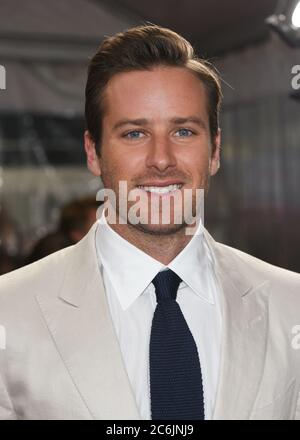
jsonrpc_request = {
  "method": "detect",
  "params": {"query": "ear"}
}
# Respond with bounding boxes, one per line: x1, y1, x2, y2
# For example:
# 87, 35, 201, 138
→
84, 130, 101, 177
209, 128, 221, 176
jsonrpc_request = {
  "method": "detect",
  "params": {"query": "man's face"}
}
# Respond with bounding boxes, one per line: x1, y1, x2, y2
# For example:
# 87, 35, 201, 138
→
85, 66, 220, 235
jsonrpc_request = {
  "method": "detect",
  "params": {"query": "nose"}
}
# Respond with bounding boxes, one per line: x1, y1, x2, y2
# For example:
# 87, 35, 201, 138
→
145, 135, 177, 172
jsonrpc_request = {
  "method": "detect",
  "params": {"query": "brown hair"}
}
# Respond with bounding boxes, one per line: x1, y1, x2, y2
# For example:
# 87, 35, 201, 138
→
59, 196, 100, 237
85, 24, 222, 154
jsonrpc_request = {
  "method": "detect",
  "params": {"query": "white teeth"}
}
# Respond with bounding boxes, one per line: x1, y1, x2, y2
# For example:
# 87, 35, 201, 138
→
138, 184, 182, 194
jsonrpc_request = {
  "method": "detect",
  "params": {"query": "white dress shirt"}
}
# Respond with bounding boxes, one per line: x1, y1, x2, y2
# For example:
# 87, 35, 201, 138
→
95, 212, 223, 420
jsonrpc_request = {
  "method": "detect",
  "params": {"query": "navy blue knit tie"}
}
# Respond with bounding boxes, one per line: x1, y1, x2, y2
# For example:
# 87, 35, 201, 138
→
149, 269, 205, 420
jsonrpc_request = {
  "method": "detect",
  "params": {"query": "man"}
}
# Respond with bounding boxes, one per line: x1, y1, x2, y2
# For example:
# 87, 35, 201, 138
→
0, 24, 299, 420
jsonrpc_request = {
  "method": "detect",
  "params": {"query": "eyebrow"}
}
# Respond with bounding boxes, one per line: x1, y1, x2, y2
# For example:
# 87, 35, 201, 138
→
112, 116, 207, 131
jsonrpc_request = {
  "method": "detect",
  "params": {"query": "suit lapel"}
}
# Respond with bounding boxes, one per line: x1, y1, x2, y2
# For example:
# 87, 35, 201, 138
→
203, 229, 270, 419
36, 222, 140, 420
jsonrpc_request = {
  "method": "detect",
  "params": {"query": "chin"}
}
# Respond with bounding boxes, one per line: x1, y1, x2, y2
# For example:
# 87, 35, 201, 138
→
131, 221, 187, 236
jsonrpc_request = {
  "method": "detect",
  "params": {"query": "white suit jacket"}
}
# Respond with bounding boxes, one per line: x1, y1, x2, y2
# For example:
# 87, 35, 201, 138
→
0, 222, 300, 420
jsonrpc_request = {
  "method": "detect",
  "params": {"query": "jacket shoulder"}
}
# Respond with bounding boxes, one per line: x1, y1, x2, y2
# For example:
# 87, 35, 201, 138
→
0, 244, 75, 307
216, 241, 300, 298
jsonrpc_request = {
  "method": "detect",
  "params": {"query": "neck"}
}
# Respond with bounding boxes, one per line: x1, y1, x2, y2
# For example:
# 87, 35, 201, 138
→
107, 220, 195, 265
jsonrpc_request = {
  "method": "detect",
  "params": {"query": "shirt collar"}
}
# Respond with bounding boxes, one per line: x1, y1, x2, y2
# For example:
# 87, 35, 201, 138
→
95, 212, 216, 310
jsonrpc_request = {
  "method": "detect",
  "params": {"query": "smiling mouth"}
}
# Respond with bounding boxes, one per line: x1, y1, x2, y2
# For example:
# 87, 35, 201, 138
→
137, 184, 183, 194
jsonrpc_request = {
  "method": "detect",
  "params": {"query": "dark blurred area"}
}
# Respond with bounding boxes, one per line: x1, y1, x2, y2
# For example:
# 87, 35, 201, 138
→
0, 0, 299, 274
0, 196, 100, 274
25, 196, 100, 265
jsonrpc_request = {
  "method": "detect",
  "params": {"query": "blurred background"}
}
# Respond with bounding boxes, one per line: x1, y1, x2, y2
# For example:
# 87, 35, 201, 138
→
0, 0, 299, 274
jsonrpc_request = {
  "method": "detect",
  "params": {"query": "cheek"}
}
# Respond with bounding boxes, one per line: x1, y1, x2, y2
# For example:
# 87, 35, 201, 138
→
101, 148, 140, 183
117, 147, 146, 171
179, 148, 210, 173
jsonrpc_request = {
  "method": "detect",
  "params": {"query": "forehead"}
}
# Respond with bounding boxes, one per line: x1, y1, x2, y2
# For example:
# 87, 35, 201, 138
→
102, 66, 209, 124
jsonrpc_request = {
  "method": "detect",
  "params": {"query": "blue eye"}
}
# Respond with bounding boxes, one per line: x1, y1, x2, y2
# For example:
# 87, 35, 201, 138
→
123, 130, 144, 139
175, 128, 194, 137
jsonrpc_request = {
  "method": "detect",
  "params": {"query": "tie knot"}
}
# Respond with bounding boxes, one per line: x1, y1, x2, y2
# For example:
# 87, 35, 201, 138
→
152, 269, 182, 303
